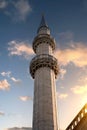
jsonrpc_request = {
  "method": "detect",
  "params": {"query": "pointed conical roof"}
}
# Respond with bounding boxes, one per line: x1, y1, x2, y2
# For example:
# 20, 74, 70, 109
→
37, 15, 50, 34
39, 14, 48, 28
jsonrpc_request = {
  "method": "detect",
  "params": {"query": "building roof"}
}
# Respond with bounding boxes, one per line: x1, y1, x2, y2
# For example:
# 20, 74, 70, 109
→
37, 15, 49, 33
39, 14, 48, 28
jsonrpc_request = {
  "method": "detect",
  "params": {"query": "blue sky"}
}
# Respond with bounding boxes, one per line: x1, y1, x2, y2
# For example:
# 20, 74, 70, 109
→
0, 0, 87, 130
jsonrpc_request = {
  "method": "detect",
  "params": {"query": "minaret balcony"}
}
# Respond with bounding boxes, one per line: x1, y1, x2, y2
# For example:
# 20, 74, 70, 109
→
33, 34, 56, 53
30, 54, 59, 79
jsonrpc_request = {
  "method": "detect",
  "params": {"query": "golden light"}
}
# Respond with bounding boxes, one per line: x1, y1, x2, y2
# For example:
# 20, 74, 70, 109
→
85, 109, 87, 113
81, 96, 87, 107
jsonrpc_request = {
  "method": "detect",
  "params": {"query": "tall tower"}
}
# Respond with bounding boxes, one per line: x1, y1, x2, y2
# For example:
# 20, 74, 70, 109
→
30, 15, 59, 130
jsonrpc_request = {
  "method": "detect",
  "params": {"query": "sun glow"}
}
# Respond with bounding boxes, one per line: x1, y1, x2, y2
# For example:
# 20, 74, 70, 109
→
85, 109, 87, 113
81, 96, 87, 106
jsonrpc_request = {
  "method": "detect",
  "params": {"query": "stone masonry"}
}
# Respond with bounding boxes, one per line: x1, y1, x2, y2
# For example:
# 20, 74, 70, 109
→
30, 15, 59, 130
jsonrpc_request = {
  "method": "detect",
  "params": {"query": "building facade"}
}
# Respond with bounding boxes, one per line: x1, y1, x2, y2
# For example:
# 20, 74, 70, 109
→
30, 15, 59, 130
66, 103, 87, 130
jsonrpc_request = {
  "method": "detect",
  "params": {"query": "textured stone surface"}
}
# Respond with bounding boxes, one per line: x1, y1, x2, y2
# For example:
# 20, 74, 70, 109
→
33, 67, 58, 130
30, 16, 58, 130
36, 43, 53, 55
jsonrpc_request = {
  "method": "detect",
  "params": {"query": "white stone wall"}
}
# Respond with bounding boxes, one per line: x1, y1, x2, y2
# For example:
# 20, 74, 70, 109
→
33, 67, 58, 130
38, 27, 50, 35
36, 43, 53, 55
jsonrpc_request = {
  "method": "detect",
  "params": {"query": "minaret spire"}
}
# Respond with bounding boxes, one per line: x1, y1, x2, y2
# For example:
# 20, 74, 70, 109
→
37, 14, 50, 35
39, 14, 48, 28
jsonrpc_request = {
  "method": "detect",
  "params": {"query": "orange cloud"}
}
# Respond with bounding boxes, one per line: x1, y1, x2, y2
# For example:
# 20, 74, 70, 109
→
0, 79, 10, 91
71, 84, 87, 94
8, 40, 34, 59
54, 43, 87, 67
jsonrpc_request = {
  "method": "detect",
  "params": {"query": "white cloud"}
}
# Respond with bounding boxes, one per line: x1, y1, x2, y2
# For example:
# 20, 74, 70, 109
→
57, 93, 68, 99
0, 0, 32, 21
0, 0, 8, 9
59, 68, 66, 79
11, 77, 21, 84
8, 40, 34, 59
1, 71, 11, 77
1, 71, 21, 84
58, 31, 73, 40
0, 111, 5, 116
12, 0, 32, 21
55, 42, 87, 67
0, 79, 10, 91
71, 84, 87, 94
19, 96, 32, 101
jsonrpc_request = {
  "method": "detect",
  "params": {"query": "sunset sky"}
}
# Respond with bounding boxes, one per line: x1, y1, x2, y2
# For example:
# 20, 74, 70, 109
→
0, 0, 87, 130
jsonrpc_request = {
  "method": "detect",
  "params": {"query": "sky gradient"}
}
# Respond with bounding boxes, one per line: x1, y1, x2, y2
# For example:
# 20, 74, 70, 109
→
0, 0, 87, 130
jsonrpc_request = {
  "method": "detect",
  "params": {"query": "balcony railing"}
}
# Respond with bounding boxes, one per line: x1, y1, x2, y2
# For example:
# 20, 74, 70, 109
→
32, 34, 56, 53
30, 54, 59, 79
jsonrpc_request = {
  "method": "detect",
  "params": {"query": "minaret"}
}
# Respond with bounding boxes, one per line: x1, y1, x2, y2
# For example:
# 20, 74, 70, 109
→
30, 15, 59, 130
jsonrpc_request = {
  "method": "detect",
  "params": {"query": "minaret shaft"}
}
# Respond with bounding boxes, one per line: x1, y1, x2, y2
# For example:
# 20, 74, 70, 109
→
33, 68, 58, 130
